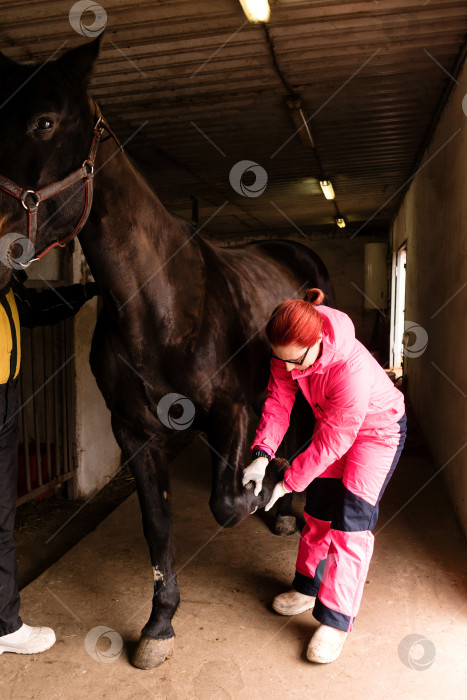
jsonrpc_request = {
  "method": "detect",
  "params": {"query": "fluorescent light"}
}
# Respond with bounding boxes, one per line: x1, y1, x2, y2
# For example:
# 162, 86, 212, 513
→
319, 180, 335, 200
335, 217, 346, 228
286, 98, 315, 148
239, 0, 271, 23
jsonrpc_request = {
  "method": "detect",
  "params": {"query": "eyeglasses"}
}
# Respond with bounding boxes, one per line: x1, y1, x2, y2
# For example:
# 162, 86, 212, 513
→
270, 346, 311, 366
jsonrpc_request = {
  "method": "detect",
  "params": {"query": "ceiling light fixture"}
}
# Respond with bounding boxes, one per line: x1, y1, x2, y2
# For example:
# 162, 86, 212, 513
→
238, 0, 271, 23
335, 217, 346, 229
319, 180, 335, 200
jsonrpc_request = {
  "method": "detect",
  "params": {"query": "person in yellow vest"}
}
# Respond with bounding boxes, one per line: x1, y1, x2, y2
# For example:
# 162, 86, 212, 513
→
0, 269, 97, 655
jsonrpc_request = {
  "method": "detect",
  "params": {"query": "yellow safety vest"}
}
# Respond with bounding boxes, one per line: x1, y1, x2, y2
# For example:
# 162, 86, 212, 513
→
0, 289, 21, 384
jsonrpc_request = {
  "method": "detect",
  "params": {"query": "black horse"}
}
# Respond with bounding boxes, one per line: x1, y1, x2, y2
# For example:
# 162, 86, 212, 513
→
0, 39, 336, 669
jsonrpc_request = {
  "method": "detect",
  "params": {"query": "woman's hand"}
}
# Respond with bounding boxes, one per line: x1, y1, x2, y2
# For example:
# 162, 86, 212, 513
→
242, 457, 269, 496
265, 480, 289, 511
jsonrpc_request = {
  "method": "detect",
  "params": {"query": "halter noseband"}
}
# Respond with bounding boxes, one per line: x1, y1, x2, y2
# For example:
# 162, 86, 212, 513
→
0, 101, 120, 266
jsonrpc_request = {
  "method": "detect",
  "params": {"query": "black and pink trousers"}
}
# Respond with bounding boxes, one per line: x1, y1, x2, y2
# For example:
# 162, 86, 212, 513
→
292, 413, 407, 632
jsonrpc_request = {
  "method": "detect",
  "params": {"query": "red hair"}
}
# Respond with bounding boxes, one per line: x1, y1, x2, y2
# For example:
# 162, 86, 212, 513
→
266, 288, 325, 347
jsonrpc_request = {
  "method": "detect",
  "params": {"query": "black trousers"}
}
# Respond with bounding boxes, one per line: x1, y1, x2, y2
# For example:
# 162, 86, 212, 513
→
0, 378, 22, 636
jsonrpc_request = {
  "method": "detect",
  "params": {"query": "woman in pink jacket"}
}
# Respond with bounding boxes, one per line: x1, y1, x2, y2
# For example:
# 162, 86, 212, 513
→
242, 288, 406, 663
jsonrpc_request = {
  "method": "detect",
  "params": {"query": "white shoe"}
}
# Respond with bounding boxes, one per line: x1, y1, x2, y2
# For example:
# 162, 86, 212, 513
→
306, 624, 347, 663
272, 589, 316, 616
0, 623, 56, 655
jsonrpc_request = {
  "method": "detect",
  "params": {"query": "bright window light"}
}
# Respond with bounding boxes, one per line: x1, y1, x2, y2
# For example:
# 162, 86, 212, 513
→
239, 0, 271, 23
319, 180, 335, 200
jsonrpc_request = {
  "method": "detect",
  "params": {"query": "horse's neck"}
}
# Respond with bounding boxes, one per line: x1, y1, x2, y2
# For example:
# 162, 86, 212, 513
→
78, 144, 206, 333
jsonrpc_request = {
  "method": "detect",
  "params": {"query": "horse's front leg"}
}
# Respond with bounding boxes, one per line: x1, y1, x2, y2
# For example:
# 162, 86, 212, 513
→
112, 417, 178, 670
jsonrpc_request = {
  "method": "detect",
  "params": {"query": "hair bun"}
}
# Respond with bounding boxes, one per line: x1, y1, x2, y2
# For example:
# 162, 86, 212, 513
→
305, 288, 325, 306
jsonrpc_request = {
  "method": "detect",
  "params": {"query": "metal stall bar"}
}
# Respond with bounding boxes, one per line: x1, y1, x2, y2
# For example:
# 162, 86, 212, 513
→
16, 318, 76, 507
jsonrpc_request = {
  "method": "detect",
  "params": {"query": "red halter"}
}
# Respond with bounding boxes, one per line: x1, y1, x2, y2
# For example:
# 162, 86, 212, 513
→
0, 101, 120, 266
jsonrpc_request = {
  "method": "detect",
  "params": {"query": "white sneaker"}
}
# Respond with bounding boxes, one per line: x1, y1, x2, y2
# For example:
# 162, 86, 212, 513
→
272, 589, 316, 616
306, 624, 347, 663
0, 623, 56, 655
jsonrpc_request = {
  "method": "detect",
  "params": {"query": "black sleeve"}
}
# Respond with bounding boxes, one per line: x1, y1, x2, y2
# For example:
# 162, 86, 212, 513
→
11, 274, 98, 329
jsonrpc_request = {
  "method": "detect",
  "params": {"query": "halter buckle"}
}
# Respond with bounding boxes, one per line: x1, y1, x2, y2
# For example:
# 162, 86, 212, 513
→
20, 190, 40, 212
94, 115, 105, 137
83, 160, 95, 177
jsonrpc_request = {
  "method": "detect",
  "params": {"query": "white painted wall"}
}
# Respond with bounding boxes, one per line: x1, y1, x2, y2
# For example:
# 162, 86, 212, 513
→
392, 59, 467, 537
71, 243, 121, 497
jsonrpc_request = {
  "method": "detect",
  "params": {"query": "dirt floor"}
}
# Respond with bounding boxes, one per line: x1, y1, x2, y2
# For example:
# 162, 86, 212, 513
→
4, 409, 467, 699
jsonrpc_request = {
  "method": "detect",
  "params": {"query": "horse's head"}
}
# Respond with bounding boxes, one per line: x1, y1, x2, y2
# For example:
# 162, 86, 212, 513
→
0, 38, 102, 288
209, 457, 290, 527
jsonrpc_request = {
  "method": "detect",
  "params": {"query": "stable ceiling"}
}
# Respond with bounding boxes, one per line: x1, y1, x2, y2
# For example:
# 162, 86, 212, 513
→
1, 0, 467, 241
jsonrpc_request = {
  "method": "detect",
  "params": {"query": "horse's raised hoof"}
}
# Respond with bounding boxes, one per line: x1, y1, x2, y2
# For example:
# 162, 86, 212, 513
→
132, 635, 175, 670
274, 515, 297, 537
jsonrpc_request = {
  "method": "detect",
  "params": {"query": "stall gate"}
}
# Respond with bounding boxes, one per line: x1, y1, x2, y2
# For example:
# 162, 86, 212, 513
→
16, 318, 77, 506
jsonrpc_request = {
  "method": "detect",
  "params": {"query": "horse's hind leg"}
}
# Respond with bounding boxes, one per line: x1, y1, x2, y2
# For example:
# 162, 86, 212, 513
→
112, 417, 179, 670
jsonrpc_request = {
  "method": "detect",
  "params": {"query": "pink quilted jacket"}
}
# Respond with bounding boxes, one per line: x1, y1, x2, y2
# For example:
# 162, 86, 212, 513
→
252, 304, 405, 492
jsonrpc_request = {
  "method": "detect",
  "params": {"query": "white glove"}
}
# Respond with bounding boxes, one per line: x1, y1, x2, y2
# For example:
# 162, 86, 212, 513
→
242, 457, 269, 497
265, 480, 289, 511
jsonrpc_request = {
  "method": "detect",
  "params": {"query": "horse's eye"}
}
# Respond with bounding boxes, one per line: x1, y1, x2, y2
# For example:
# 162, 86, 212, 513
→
35, 117, 54, 131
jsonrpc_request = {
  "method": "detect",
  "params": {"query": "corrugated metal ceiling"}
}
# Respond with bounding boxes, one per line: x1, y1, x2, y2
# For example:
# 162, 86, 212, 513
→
1, 0, 466, 240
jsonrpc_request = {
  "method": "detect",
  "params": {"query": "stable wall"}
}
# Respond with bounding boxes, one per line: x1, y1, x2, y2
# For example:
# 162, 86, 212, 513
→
310, 235, 385, 349
392, 58, 467, 537
72, 243, 121, 497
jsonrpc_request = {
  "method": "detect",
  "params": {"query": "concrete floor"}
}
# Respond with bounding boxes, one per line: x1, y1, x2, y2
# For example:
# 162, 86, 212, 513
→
2, 434, 467, 700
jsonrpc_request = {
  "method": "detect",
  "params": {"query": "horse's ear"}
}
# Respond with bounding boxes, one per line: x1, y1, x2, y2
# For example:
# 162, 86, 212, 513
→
57, 35, 103, 86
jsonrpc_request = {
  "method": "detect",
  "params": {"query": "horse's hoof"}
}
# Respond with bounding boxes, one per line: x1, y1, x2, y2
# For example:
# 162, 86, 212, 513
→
274, 515, 297, 537
132, 635, 174, 670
